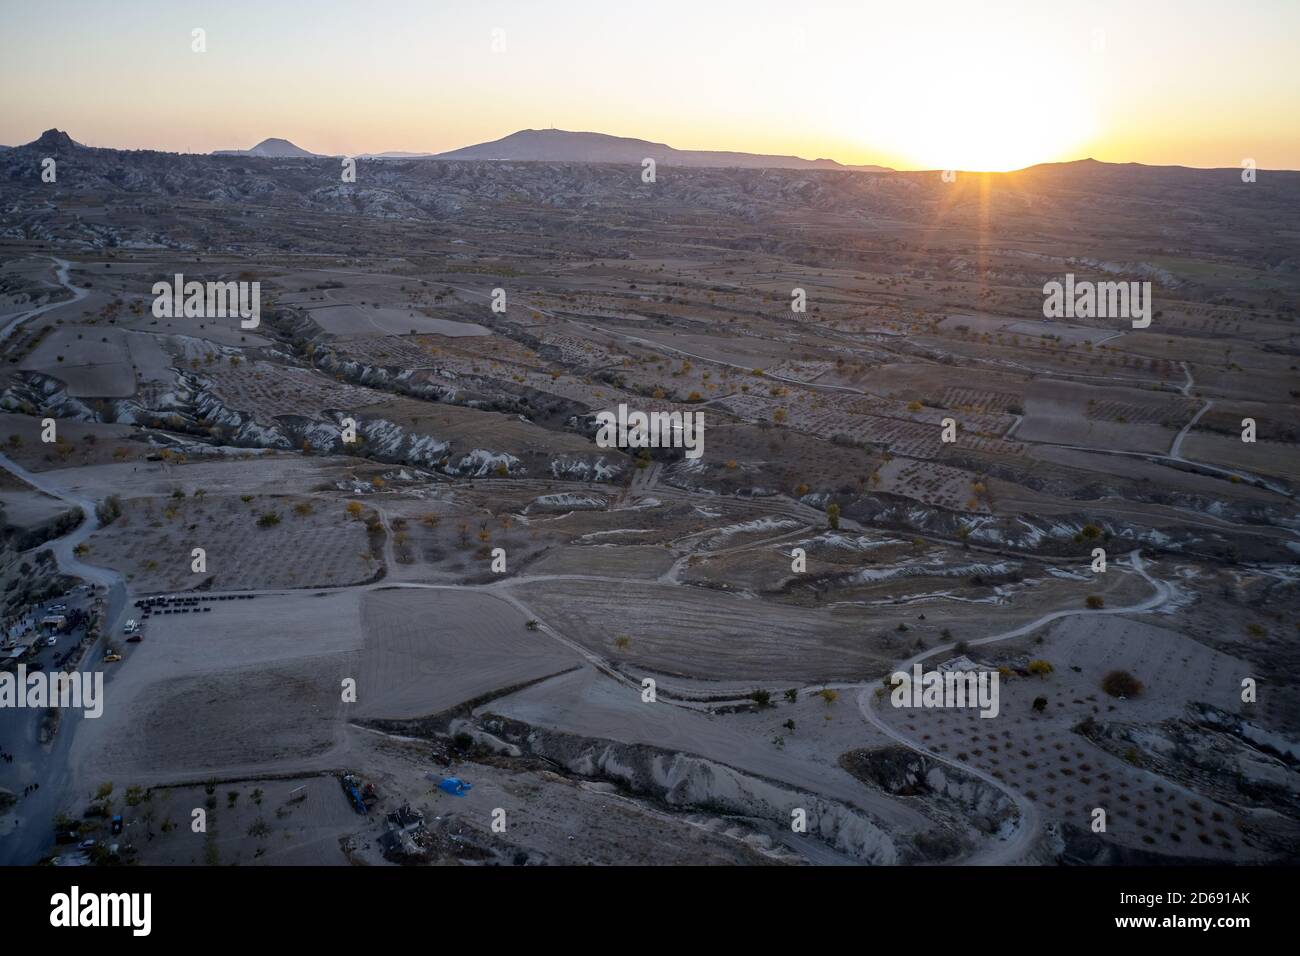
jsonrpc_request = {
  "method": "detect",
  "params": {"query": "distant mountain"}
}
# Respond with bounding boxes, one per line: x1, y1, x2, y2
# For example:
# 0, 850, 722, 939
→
19, 129, 83, 153
361, 151, 437, 159
213, 137, 319, 158
427, 129, 890, 172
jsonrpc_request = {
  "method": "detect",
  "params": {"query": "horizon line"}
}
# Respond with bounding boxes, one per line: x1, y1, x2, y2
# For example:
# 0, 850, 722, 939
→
10, 126, 1300, 175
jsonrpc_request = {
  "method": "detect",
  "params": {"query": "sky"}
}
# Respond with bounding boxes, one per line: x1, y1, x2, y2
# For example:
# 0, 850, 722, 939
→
1, 0, 1297, 171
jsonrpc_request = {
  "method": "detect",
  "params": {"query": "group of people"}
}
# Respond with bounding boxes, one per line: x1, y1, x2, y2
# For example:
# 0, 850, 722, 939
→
3, 747, 30, 827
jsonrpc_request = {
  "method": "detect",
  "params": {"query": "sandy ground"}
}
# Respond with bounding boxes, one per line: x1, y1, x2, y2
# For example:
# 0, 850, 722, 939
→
0, 484, 75, 530
354, 587, 580, 719
70, 590, 364, 786
312, 303, 489, 337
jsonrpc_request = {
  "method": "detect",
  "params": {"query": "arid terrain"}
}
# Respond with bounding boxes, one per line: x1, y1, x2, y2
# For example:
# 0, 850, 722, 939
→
1, 128, 1297, 867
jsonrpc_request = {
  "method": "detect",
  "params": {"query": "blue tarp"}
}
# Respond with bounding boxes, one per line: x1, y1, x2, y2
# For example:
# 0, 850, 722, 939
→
437, 777, 472, 797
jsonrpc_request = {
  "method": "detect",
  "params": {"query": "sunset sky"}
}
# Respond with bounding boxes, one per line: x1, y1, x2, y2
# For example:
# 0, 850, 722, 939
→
2, 0, 1297, 171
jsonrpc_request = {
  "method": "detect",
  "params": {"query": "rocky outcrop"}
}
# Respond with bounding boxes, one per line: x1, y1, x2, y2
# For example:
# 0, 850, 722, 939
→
0, 371, 601, 479
478, 713, 906, 865
840, 746, 1017, 838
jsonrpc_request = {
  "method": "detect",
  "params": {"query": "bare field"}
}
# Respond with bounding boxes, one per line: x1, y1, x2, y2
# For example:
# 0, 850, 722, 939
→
71, 590, 364, 785
513, 577, 896, 681
354, 587, 579, 719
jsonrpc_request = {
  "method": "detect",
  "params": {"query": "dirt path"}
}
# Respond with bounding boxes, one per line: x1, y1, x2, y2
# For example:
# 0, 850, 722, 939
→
0, 256, 89, 343
1170, 362, 1210, 458
1169, 399, 1214, 459
850, 549, 1170, 865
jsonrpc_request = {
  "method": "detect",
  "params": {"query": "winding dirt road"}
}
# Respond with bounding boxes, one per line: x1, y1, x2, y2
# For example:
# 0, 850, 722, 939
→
0, 257, 88, 343
853, 550, 1170, 865
0, 451, 130, 865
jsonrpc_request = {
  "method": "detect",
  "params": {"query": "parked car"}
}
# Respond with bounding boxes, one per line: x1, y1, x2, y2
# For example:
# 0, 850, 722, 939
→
103, 653, 122, 663
111, 815, 123, 835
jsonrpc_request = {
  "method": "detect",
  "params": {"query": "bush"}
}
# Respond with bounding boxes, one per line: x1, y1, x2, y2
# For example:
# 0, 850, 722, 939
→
1102, 670, 1143, 698
96, 495, 123, 525
750, 689, 772, 708
1028, 660, 1054, 679
256, 512, 281, 528
1085, 595, 1105, 609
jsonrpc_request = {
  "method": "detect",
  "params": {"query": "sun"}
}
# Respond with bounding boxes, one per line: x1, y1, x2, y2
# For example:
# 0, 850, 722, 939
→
834, 31, 1098, 171
899, 62, 1097, 171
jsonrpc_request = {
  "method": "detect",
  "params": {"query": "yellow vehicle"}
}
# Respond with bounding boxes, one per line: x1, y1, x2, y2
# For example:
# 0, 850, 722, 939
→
104, 653, 122, 663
